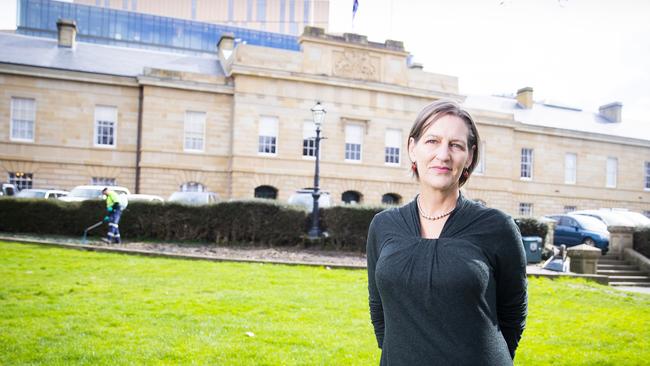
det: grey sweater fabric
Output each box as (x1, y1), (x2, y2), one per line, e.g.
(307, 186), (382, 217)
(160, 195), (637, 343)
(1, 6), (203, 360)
(367, 194), (527, 365)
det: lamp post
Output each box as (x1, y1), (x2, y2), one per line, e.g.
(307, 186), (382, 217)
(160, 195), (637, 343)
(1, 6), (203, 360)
(308, 101), (326, 239)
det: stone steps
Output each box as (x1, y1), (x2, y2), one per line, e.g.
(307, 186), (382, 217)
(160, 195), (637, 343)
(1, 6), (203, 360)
(597, 269), (647, 276)
(594, 254), (650, 288)
(609, 282), (650, 287)
(597, 263), (638, 271)
(607, 275), (650, 283)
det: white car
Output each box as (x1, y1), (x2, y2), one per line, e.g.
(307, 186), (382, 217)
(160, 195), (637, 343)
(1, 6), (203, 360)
(571, 209), (639, 227)
(16, 188), (69, 199)
(288, 189), (332, 211)
(59, 185), (131, 202)
(168, 191), (220, 205)
(125, 193), (165, 203)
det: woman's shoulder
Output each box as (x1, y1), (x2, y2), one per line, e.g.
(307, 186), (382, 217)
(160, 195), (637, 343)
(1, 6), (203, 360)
(463, 198), (517, 230)
(370, 199), (417, 231)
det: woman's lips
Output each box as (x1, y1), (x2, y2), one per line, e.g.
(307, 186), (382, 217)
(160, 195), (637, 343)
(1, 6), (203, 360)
(431, 166), (451, 173)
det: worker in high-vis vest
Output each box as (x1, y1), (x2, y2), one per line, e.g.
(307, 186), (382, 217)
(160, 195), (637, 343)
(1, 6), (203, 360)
(102, 187), (122, 244)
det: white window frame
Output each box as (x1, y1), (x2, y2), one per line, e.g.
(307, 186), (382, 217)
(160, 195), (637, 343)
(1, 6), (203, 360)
(564, 205), (577, 213)
(10, 97), (36, 142)
(564, 153), (577, 184)
(184, 111), (206, 153)
(384, 129), (401, 166)
(93, 105), (117, 148)
(344, 123), (363, 163)
(181, 182), (205, 192)
(302, 120), (317, 160)
(520, 148), (533, 180)
(645, 161), (650, 191)
(606, 157), (617, 188)
(8, 172), (33, 190)
(258, 116), (279, 156)
(518, 202), (533, 217)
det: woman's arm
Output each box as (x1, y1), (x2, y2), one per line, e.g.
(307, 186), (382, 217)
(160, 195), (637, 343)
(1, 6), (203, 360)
(367, 216), (385, 348)
(495, 217), (528, 359)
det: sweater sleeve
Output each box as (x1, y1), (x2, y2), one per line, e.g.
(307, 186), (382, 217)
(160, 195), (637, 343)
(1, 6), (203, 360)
(366, 216), (385, 348)
(495, 216), (528, 360)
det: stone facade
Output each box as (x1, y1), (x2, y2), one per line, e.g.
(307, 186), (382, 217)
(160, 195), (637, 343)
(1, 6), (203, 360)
(1, 27), (649, 217)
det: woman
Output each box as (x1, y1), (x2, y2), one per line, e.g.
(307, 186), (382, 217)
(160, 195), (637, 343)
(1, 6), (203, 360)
(367, 100), (527, 365)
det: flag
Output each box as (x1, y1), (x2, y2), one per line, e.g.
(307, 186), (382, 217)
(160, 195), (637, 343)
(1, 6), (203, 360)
(352, 0), (359, 20)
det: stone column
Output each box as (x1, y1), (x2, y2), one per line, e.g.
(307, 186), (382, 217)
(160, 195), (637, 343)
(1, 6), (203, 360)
(608, 226), (634, 254)
(567, 244), (602, 274)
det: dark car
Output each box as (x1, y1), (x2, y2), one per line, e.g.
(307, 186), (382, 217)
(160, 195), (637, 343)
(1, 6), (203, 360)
(545, 214), (609, 253)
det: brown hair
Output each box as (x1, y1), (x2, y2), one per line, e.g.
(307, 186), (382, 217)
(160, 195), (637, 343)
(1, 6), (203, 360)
(408, 99), (480, 187)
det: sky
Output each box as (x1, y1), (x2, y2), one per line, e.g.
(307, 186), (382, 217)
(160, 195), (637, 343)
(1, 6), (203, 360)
(329, 0), (650, 124)
(0, 0), (648, 124)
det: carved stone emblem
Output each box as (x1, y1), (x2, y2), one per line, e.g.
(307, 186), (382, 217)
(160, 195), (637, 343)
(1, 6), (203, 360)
(333, 50), (380, 81)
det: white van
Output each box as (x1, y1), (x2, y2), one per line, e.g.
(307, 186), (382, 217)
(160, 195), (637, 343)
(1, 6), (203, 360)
(288, 188), (331, 211)
(59, 185), (131, 202)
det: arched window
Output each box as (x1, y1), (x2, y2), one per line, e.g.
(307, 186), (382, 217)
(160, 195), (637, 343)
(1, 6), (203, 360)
(342, 190), (362, 205)
(180, 182), (205, 192)
(382, 193), (402, 205)
(254, 185), (278, 199)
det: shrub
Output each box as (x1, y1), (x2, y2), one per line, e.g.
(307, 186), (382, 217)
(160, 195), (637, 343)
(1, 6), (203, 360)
(514, 217), (548, 244)
(634, 227), (650, 258)
(320, 205), (385, 252)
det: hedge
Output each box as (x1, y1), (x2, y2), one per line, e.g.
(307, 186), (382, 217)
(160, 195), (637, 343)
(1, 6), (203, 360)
(634, 227), (650, 258)
(0, 198), (549, 253)
(0, 198), (306, 247)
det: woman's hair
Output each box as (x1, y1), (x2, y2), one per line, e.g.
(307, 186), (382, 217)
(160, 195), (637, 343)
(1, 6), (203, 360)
(408, 99), (481, 187)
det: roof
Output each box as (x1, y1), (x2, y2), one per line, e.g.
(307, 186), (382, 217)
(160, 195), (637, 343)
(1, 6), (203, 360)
(464, 94), (649, 142)
(0, 32), (224, 78)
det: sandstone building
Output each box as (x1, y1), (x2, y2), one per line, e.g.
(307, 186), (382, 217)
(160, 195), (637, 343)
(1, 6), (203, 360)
(2, 0), (649, 217)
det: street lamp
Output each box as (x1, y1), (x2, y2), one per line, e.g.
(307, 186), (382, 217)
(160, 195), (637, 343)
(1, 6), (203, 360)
(308, 101), (326, 239)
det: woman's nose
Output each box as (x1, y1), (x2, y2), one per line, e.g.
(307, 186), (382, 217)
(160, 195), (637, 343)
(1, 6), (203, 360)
(434, 144), (451, 160)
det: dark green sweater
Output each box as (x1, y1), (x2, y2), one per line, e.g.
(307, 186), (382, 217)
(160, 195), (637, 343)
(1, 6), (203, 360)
(367, 194), (527, 365)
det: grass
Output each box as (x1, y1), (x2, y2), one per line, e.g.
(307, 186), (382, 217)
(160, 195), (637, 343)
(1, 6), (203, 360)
(1, 241), (649, 365)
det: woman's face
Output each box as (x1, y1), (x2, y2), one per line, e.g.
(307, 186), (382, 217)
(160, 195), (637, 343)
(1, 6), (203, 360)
(408, 114), (474, 193)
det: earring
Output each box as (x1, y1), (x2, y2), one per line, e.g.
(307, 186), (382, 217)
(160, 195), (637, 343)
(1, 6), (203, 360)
(463, 169), (469, 178)
(411, 162), (417, 173)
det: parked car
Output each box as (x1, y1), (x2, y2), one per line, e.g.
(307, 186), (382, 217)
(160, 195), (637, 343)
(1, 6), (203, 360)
(125, 193), (164, 203)
(16, 189), (69, 199)
(571, 209), (638, 227)
(1, 182), (17, 197)
(59, 185), (131, 202)
(288, 188), (332, 211)
(168, 191), (219, 205)
(606, 210), (650, 227)
(545, 214), (609, 253)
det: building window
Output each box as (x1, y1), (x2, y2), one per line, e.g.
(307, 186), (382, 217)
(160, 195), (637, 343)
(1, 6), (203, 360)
(94, 105), (117, 147)
(254, 185), (278, 199)
(131, 0), (137, 11)
(645, 161), (650, 190)
(257, 0), (266, 29)
(302, 121), (317, 158)
(474, 141), (485, 174)
(384, 129), (401, 165)
(9, 172), (33, 190)
(184, 111), (206, 152)
(520, 148), (533, 179)
(345, 124), (363, 162)
(247, 0), (253, 21)
(228, 0), (235, 23)
(342, 190), (362, 204)
(258, 116), (278, 155)
(92, 177), (116, 186)
(181, 182), (205, 192)
(289, 0), (297, 34)
(518, 203), (533, 217)
(303, 0), (311, 24)
(382, 193), (401, 205)
(279, 0), (286, 32)
(564, 205), (577, 213)
(122, 0), (128, 10)
(10, 97), (36, 142)
(606, 157), (617, 188)
(565, 153), (577, 184)
(191, 0), (197, 20)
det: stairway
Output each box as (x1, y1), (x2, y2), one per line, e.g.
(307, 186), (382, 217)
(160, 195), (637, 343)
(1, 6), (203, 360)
(597, 253), (650, 287)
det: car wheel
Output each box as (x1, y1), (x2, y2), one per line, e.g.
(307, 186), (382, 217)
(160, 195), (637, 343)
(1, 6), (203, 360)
(583, 237), (595, 246)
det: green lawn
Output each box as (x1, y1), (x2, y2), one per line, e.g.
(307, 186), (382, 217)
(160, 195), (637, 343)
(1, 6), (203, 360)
(1, 241), (649, 365)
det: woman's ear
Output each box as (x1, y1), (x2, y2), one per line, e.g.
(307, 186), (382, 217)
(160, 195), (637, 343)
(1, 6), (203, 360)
(408, 137), (417, 163)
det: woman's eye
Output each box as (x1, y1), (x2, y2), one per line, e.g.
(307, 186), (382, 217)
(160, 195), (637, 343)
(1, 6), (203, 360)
(426, 139), (438, 144)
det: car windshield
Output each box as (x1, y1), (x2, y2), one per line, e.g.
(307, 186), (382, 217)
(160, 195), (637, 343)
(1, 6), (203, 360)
(17, 190), (46, 198)
(169, 192), (207, 204)
(573, 215), (608, 232)
(69, 188), (103, 198)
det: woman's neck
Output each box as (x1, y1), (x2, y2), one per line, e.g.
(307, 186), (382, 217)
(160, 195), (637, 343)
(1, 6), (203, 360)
(418, 185), (459, 216)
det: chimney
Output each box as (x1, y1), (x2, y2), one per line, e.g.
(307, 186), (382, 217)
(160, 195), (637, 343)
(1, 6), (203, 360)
(516, 87), (534, 109)
(599, 102), (622, 123)
(217, 33), (235, 61)
(56, 19), (77, 49)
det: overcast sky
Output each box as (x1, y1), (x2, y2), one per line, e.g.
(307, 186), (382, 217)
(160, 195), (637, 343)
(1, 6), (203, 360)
(329, 0), (650, 124)
(1, 0), (648, 124)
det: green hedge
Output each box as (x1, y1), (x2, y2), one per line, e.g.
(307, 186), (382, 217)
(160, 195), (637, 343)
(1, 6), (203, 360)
(0, 198), (549, 252)
(0, 198), (305, 247)
(634, 227), (650, 258)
